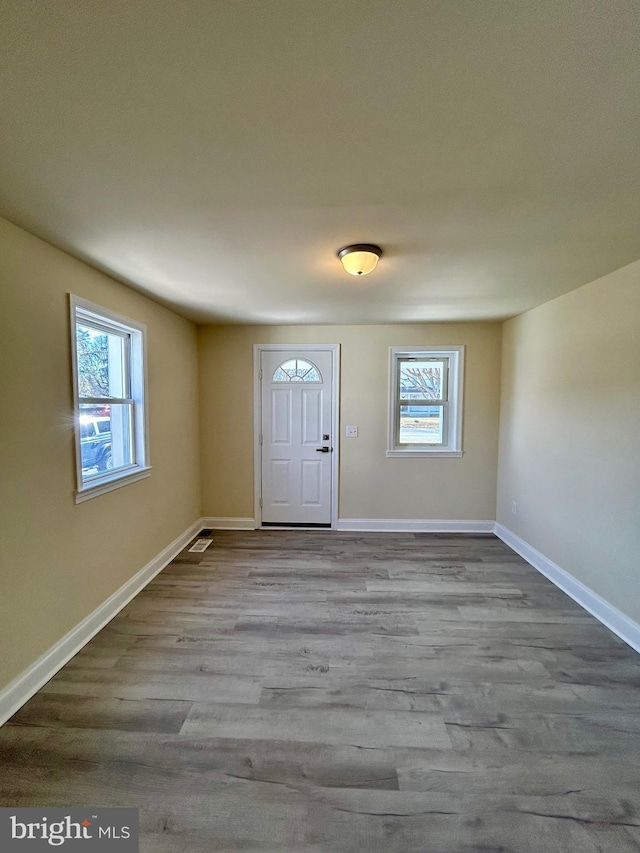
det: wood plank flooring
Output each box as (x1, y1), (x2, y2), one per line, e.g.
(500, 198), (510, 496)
(1, 530), (639, 852)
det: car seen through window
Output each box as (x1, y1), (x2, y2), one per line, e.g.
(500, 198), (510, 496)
(79, 415), (113, 474)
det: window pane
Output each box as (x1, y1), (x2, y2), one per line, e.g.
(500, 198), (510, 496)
(399, 360), (445, 400)
(399, 405), (444, 444)
(76, 323), (128, 398)
(273, 358), (321, 382)
(79, 403), (134, 482)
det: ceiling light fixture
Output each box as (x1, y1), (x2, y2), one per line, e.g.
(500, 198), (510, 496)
(337, 244), (382, 276)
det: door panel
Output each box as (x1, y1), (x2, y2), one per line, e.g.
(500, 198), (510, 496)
(301, 389), (322, 444)
(301, 459), (322, 506)
(271, 389), (292, 444)
(261, 349), (333, 525)
(270, 459), (291, 505)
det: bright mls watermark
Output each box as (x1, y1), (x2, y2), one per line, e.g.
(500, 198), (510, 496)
(0, 809), (138, 850)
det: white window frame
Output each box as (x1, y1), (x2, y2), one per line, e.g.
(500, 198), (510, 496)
(387, 345), (464, 458)
(70, 295), (150, 502)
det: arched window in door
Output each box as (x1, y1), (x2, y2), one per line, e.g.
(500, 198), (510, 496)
(272, 358), (321, 382)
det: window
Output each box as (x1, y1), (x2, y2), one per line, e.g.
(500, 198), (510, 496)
(387, 346), (464, 457)
(272, 359), (321, 382)
(70, 296), (149, 502)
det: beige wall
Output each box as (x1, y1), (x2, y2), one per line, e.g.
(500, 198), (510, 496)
(198, 323), (502, 521)
(1, 210), (637, 695)
(497, 260), (640, 624)
(0, 218), (201, 687)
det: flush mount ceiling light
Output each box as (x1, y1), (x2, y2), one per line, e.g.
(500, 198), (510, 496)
(337, 244), (382, 276)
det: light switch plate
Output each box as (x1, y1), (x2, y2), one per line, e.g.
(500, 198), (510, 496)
(346, 425), (358, 438)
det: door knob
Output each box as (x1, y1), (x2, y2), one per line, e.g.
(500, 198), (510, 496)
(315, 446), (331, 453)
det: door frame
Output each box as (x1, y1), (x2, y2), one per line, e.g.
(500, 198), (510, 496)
(253, 343), (340, 529)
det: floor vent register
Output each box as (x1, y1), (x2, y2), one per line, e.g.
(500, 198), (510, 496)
(188, 538), (213, 553)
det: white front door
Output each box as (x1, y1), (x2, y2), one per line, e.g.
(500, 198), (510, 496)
(260, 349), (334, 525)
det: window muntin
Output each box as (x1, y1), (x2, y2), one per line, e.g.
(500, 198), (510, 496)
(388, 347), (464, 457)
(273, 358), (321, 382)
(71, 297), (149, 500)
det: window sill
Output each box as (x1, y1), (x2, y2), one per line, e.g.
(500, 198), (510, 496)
(75, 466), (152, 503)
(386, 450), (464, 458)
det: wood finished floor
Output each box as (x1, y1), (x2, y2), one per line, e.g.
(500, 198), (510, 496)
(1, 530), (640, 852)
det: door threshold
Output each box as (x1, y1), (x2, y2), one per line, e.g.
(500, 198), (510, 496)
(261, 522), (332, 530)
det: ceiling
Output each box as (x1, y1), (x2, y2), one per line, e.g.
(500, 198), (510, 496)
(1, 0), (639, 325)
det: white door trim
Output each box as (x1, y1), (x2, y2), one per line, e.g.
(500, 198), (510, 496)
(254, 344), (340, 529)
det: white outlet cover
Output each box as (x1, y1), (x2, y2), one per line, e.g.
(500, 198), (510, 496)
(346, 425), (358, 437)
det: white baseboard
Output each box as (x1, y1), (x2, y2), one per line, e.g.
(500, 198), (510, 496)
(201, 517), (257, 530)
(0, 519), (202, 727)
(337, 518), (495, 533)
(494, 523), (640, 654)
